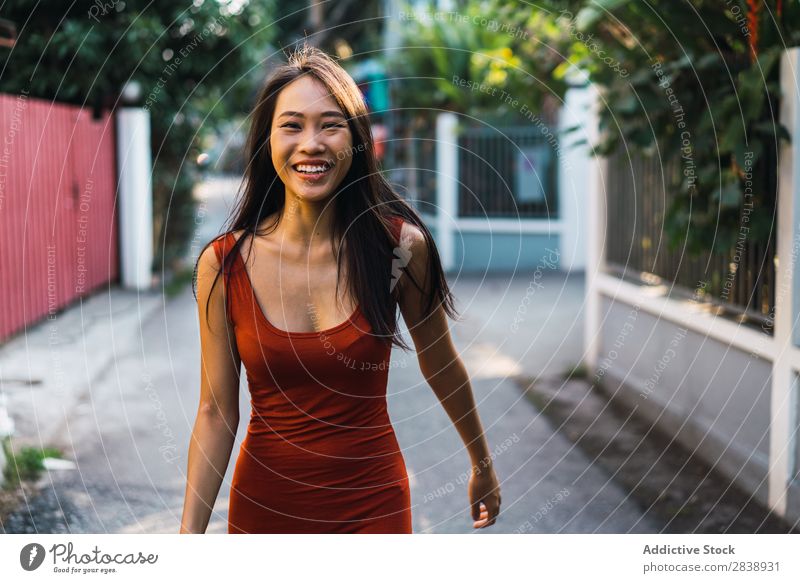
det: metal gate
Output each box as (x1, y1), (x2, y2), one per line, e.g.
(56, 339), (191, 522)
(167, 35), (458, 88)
(0, 93), (119, 342)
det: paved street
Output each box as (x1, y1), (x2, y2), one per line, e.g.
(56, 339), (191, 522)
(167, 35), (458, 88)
(0, 176), (658, 533)
(392, 270), (657, 533)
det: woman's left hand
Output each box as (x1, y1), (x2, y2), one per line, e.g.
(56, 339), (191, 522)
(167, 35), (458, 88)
(468, 463), (501, 528)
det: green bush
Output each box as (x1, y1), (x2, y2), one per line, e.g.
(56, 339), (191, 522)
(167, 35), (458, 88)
(2, 439), (62, 490)
(563, 362), (589, 381)
(558, 0), (800, 255)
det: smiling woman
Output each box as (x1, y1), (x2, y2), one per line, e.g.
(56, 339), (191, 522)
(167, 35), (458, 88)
(270, 80), (354, 198)
(180, 43), (501, 534)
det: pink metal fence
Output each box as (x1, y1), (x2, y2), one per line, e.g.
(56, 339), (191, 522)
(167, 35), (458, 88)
(0, 93), (119, 342)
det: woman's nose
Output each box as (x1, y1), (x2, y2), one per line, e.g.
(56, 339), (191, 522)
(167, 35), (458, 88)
(299, 128), (325, 152)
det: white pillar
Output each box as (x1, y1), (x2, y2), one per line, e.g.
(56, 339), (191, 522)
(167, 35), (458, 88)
(769, 47), (800, 516)
(558, 84), (594, 272)
(583, 84), (607, 371)
(436, 112), (458, 272)
(116, 108), (154, 290)
(0, 394), (14, 488)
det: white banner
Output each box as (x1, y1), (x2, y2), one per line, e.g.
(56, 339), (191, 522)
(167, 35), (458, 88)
(1, 534), (797, 582)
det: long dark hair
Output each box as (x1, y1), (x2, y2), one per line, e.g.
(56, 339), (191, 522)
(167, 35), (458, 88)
(193, 43), (458, 350)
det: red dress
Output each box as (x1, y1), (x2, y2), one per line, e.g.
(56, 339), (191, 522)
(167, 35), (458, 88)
(211, 215), (412, 533)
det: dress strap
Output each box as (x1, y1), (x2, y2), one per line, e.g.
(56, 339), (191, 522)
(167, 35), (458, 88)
(388, 214), (404, 245)
(211, 232), (234, 266)
(209, 232), (243, 324)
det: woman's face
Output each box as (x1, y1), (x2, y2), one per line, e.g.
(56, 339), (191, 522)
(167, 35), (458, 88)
(270, 75), (354, 203)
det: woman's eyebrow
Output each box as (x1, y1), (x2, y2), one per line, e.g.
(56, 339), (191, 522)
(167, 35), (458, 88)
(278, 110), (345, 119)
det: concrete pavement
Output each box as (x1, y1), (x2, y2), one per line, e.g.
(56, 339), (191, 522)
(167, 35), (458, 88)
(389, 269), (658, 533)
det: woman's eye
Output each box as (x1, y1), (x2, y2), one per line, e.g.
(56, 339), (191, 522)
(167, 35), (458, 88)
(280, 122), (343, 130)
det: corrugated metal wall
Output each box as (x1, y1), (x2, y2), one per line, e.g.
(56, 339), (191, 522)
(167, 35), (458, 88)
(0, 93), (118, 342)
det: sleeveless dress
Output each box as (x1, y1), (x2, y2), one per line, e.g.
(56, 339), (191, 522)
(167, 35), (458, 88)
(211, 215), (412, 533)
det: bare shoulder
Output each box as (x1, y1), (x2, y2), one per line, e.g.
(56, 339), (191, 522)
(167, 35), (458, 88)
(196, 235), (235, 330)
(398, 220), (426, 251)
(395, 220), (431, 298)
(398, 220), (429, 274)
(395, 219), (452, 359)
(197, 238), (221, 273)
(197, 230), (245, 278)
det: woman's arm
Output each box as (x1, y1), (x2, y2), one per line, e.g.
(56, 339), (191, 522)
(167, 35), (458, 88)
(395, 223), (501, 528)
(180, 243), (242, 533)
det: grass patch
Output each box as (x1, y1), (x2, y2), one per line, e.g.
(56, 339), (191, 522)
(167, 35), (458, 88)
(2, 438), (63, 490)
(562, 361), (589, 381)
(164, 266), (195, 298)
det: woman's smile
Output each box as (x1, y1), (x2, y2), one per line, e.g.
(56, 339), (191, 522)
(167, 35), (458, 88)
(291, 159), (336, 181)
(270, 75), (353, 198)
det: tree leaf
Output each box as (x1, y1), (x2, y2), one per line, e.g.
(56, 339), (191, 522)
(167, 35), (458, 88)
(714, 180), (742, 209)
(575, 0), (629, 31)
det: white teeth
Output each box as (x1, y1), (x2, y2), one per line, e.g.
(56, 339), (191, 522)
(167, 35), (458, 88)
(295, 164), (330, 173)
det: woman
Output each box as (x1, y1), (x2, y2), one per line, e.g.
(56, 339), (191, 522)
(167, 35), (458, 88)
(180, 44), (501, 534)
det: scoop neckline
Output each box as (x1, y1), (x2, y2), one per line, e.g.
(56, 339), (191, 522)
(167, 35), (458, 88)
(230, 234), (361, 338)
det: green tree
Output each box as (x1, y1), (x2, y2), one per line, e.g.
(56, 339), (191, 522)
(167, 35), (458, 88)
(0, 0), (277, 270)
(557, 0), (799, 255)
(271, 0), (385, 58)
(388, 0), (572, 121)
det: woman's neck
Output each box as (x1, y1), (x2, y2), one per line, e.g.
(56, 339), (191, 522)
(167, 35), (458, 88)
(256, 201), (338, 260)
